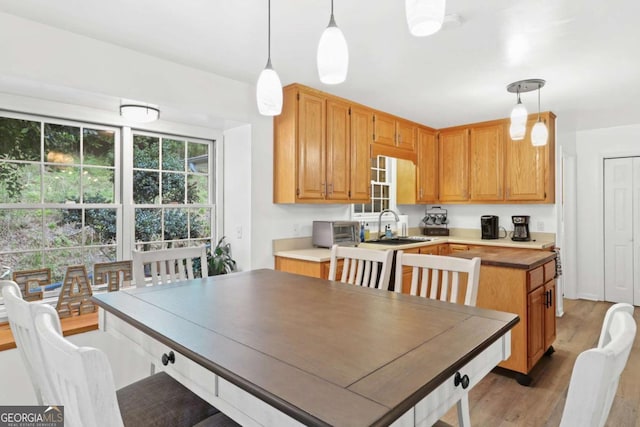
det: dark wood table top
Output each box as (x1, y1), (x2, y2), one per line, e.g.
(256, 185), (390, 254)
(93, 269), (518, 427)
(449, 246), (557, 270)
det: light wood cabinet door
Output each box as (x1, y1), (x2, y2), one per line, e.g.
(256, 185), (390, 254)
(396, 119), (416, 152)
(449, 244), (470, 253)
(326, 99), (350, 201)
(439, 128), (469, 202)
(350, 106), (373, 202)
(470, 123), (504, 201)
(527, 285), (546, 369)
(505, 113), (555, 202)
(419, 245), (440, 255)
(373, 112), (396, 146)
(417, 127), (438, 202)
(544, 280), (556, 349)
(296, 91), (326, 200)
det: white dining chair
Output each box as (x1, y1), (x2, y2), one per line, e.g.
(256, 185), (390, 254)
(394, 252), (481, 306)
(328, 244), (393, 290)
(132, 245), (208, 287)
(560, 303), (636, 427)
(32, 303), (237, 427)
(0, 280), (58, 405)
(393, 252), (481, 427)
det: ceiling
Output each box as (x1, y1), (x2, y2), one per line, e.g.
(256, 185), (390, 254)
(1, 0), (639, 132)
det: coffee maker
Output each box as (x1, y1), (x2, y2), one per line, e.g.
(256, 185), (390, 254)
(481, 215), (499, 239)
(511, 215), (531, 241)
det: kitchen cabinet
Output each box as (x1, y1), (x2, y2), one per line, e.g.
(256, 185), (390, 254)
(505, 112), (556, 203)
(273, 84), (370, 203)
(274, 256), (343, 280)
(371, 112), (418, 162)
(470, 122), (505, 201)
(438, 127), (469, 202)
(395, 126), (438, 205)
(417, 127), (439, 202)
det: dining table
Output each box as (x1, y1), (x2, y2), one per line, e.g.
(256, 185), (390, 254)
(92, 268), (518, 427)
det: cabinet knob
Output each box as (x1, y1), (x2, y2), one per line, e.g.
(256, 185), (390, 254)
(161, 351), (175, 366)
(454, 371), (470, 389)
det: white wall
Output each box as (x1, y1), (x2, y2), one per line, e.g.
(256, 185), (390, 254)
(575, 123), (640, 300)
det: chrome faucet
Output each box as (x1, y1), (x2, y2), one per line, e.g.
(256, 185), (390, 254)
(378, 209), (400, 240)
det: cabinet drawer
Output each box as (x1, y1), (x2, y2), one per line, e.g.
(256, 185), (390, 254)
(414, 333), (510, 426)
(543, 260), (556, 282)
(527, 266), (544, 292)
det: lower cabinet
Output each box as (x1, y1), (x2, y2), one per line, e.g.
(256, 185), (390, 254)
(476, 259), (556, 376)
(274, 256), (343, 280)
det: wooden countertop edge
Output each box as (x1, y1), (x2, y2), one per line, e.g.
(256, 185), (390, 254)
(0, 311), (99, 352)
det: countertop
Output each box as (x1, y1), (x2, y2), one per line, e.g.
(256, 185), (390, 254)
(273, 230), (555, 263)
(448, 246), (557, 270)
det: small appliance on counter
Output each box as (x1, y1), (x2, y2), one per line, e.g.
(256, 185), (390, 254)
(312, 221), (360, 248)
(481, 215), (499, 239)
(511, 215), (531, 241)
(419, 206), (450, 236)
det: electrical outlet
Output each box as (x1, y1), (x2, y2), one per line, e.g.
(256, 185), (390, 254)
(537, 221), (544, 231)
(235, 225), (242, 239)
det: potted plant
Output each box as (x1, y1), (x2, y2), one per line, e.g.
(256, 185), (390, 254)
(208, 236), (237, 275)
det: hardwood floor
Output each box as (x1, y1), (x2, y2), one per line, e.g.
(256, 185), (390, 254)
(440, 298), (640, 426)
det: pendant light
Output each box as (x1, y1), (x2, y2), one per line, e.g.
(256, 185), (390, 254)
(509, 87), (527, 141)
(256, 0), (283, 116)
(531, 83), (548, 147)
(317, 0), (349, 85)
(405, 0), (446, 37)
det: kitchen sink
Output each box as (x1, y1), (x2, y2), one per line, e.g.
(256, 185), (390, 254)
(364, 237), (433, 245)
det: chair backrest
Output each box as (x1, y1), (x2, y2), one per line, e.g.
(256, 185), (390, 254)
(560, 307), (636, 427)
(33, 304), (124, 427)
(328, 245), (393, 290)
(394, 252), (481, 306)
(132, 246), (208, 287)
(597, 302), (634, 348)
(0, 280), (60, 405)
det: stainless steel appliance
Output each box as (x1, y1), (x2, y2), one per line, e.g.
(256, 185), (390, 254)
(511, 215), (531, 241)
(312, 221), (360, 248)
(481, 215), (499, 239)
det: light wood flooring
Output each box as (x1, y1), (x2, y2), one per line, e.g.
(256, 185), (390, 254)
(440, 298), (640, 427)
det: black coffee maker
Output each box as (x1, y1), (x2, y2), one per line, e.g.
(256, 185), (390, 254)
(481, 215), (499, 239)
(511, 215), (531, 241)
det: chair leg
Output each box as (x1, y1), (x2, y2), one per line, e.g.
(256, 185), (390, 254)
(456, 394), (471, 427)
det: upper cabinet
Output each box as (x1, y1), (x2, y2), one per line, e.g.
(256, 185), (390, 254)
(438, 127), (469, 202)
(372, 112), (417, 162)
(505, 112), (556, 203)
(469, 122), (505, 201)
(274, 83), (556, 205)
(273, 84), (370, 204)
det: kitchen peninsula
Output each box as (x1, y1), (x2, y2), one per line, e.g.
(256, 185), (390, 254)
(273, 230), (556, 384)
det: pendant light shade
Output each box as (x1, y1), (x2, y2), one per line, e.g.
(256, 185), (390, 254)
(256, 0), (282, 116)
(509, 96), (527, 141)
(405, 0), (446, 37)
(531, 84), (548, 146)
(317, 1), (349, 85)
(531, 121), (548, 147)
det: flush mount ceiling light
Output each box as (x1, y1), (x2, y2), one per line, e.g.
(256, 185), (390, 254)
(405, 0), (446, 37)
(317, 0), (349, 84)
(507, 79), (544, 141)
(256, 0), (283, 116)
(119, 104), (160, 123)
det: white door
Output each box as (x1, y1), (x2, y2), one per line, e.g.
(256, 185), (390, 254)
(633, 158), (640, 304)
(604, 158), (634, 304)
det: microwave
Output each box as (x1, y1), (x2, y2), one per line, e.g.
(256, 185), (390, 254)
(312, 221), (360, 248)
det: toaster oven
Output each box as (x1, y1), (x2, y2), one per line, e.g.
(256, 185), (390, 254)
(312, 221), (360, 248)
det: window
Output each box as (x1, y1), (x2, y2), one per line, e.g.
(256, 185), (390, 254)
(0, 113), (119, 282)
(131, 132), (213, 250)
(0, 112), (215, 291)
(353, 156), (395, 216)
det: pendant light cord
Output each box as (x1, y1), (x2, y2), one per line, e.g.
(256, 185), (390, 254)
(331, 0), (334, 16)
(537, 84), (541, 122)
(268, 0), (271, 60)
